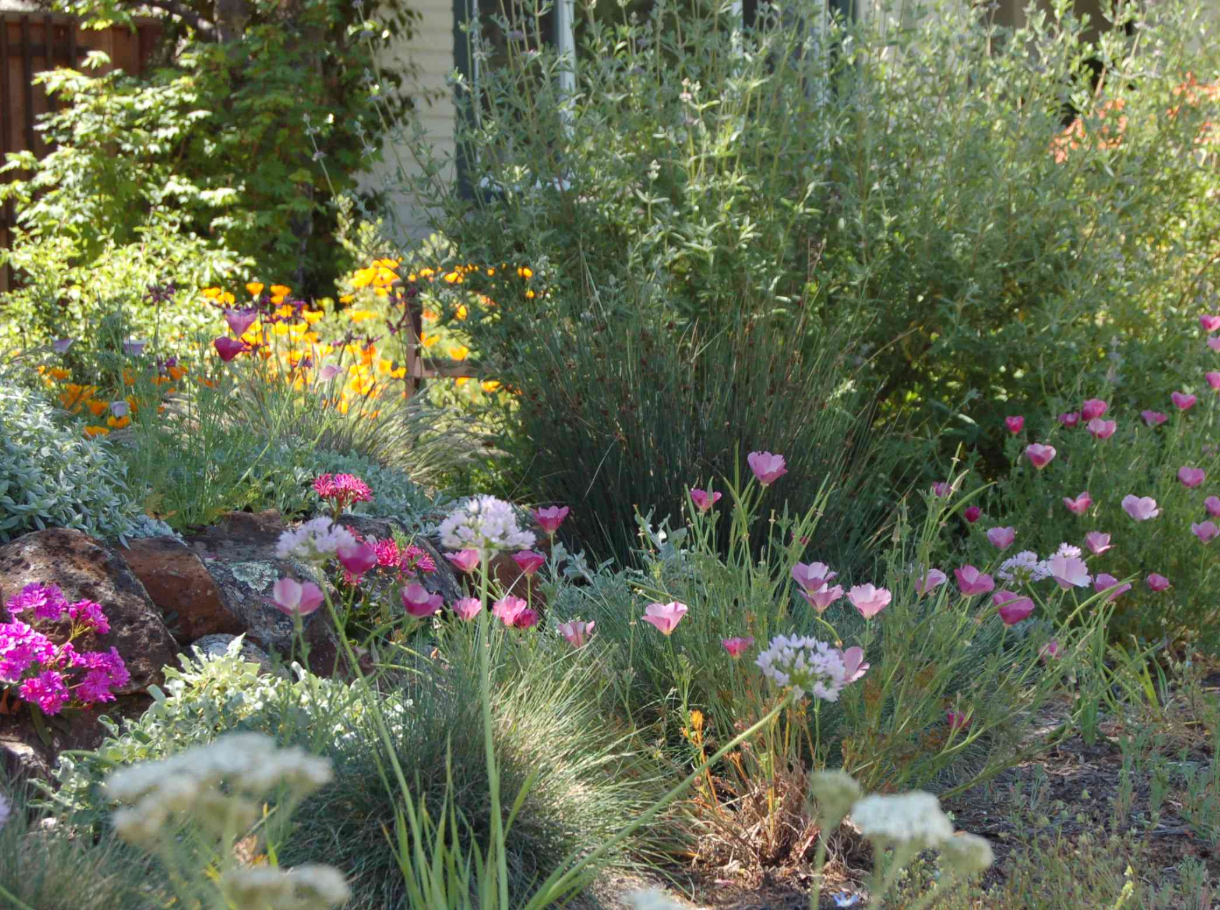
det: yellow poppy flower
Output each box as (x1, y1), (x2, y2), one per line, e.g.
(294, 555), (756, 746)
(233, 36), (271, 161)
(443, 271), (462, 284)
(517, 266), (533, 279)
(481, 380), (501, 393)
(418, 267), (435, 279)
(168, 365), (186, 380)
(525, 290), (536, 299)
(246, 282), (265, 297)
(201, 287), (222, 299)
(302, 308), (324, 324)
(270, 285), (290, 297)
(455, 304), (468, 321)
(455, 376), (470, 386)
(87, 400), (109, 417)
(106, 415), (131, 429)
(48, 366), (70, 380)
(449, 345), (469, 361)
(421, 333), (439, 348)
(486, 267), (496, 276)
(218, 291), (236, 306)
(422, 309), (438, 322)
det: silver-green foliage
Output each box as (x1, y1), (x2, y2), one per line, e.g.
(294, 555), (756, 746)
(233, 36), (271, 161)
(0, 384), (141, 542)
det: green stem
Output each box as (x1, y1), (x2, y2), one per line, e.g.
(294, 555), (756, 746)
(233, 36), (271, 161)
(479, 551), (510, 909)
(0, 882), (36, 910)
(904, 870), (966, 910)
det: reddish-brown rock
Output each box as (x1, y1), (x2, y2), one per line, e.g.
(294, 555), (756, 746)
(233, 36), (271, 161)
(122, 536), (243, 644)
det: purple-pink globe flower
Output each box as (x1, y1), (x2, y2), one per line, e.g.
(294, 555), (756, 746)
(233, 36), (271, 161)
(1146, 573), (1171, 592)
(213, 336), (248, 362)
(533, 506), (570, 535)
(452, 597), (482, 621)
(402, 584), (444, 618)
(747, 451), (787, 486)
(1141, 410), (1168, 427)
(955, 565), (995, 597)
(1081, 399), (1108, 421)
(1178, 466), (1206, 488)
(445, 549), (480, 574)
(1025, 444), (1056, 470)
(994, 590), (1036, 626)
(1063, 492), (1092, 515)
(1206, 496), (1220, 518)
(931, 481), (951, 498)
(1057, 411), (1081, 428)
(512, 608), (540, 629)
(512, 550), (546, 577)
(847, 584), (891, 619)
(1084, 531), (1112, 555)
(224, 308), (259, 338)
(642, 601), (688, 635)
(1005, 416), (1025, 434)
(1093, 574), (1132, 601)
(1207, 372), (1220, 391)
(271, 578), (325, 616)
(1086, 419), (1116, 440)
(1192, 521), (1219, 544)
(1122, 495), (1160, 521)
(560, 620), (595, 648)
(986, 527), (1016, 550)
(689, 488), (722, 512)
(721, 636), (754, 658)
(1172, 391), (1198, 411)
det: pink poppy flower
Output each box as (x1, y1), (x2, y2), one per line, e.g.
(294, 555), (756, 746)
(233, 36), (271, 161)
(1209, 336), (1220, 353)
(1141, 410), (1168, 427)
(1063, 492), (1092, 515)
(799, 584), (844, 614)
(914, 568), (947, 596)
(224, 308), (258, 337)
(847, 584), (891, 619)
(492, 595), (529, 626)
(1047, 554), (1091, 590)
(533, 506), (570, 535)
(1192, 521), (1218, 544)
(512, 608), (540, 629)
(318, 364), (343, 382)
(1040, 639), (1061, 661)
(955, 565), (995, 597)
(1205, 495), (1220, 518)
(1093, 573), (1131, 601)
(1081, 399), (1108, 421)
(1122, 495), (1160, 521)
(721, 636), (754, 658)
(642, 601), (688, 635)
(402, 584), (444, 618)
(986, 527), (1016, 550)
(946, 709), (971, 731)
(994, 590), (1036, 625)
(337, 541), (378, 577)
(271, 578), (325, 616)
(1146, 573), (1171, 592)
(452, 597), (482, 621)
(838, 646), (869, 683)
(1086, 419), (1116, 440)
(1207, 372), (1220, 391)
(560, 620), (596, 648)
(1005, 416), (1025, 434)
(1172, 391), (1198, 411)
(792, 561), (836, 593)
(445, 549), (480, 574)
(1084, 531), (1112, 555)
(1179, 467), (1206, 488)
(213, 336), (248, 362)
(1200, 314), (1220, 332)
(1025, 444), (1056, 470)
(689, 489), (722, 512)
(931, 481), (951, 498)
(963, 505), (981, 523)
(747, 451), (787, 486)
(1057, 411), (1081, 428)
(512, 550), (546, 576)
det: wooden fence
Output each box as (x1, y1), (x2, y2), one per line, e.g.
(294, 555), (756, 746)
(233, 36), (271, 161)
(0, 11), (160, 291)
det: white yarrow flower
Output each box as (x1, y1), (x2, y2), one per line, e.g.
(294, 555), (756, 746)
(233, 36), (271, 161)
(849, 791), (954, 849)
(941, 832), (995, 876)
(438, 495), (536, 552)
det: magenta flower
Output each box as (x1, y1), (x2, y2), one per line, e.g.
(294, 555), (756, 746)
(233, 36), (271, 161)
(1122, 495), (1160, 521)
(1209, 336), (1220, 353)
(838, 646), (869, 683)
(271, 578), (325, 616)
(798, 584), (844, 614)
(6, 583), (67, 621)
(1057, 411), (1081, 428)
(986, 526), (1016, 550)
(931, 481), (951, 498)
(721, 636), (754, 658)
(77, 648), (129, 704)
(1086, 419), (1116, 440)
(955, 565), (995, 597)
(445, 549), (480, 574)
(1201, 314), (1220, 332)
(1141, 410), (1168, 427)
(641, 601), (688, 635)
(1081, 399), (1108, 421)
(337, 541), (378, 577)
(689, 489), (722, 512)
(1084, 531), (1112, 555)
(1207, 372), (1220, 391)
(1063, 492), (1092, 515)
(402, 584), (444, 618)
(1178, 466), (1206, 488)
(512, 608), (540, 629)
(946, 709), (971, 731)
(1047, 554), (1091, 590)
(747, 451), (787, 486)
(994, 590), (1036, 626)
(512, 550), (546, 577)
(313, 473), (372, 512)
(791, 561), (836, 593)
(1192, 521), (1218, 544)
(963, 505), (981, 523)
(914, 568), (947, 596)
(1024, 444), (1056, 470)
(847, 584), (891, 619)
(1172, 391), (1198, 411)
(1147, 573), (1171, 592)
(1004, 416), (1025, 434)
(67, 600), (109, 635)
(452, 597), (482, 621)
(18, 670), (69, 715)
(1040, 639), (1061, 661)
(559, 620), (596, 648)
(224, 307), (258, 337)
(533, 505), (570, 535)
(1093, 573), (1131, 601)
(1206, 496), (1220, 518)
(213, 336), (248, 362)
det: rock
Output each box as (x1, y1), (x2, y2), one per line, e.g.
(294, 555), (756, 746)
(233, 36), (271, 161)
(0, 528), (178, 694)
(189, 634), (273, 672)
(0, 695), (150, 784)
(121, 537), (243, 644)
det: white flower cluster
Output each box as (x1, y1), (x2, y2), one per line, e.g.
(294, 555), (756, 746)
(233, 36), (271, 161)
(0, 791), (10, 831)
(106, 732), (333, 845)
(850, 791), (954, 849)
(996, 550), (1051, 584)
(221, 864), (351, 910)
(1054, 542), (1082, 559)
(623, 890), (686, 910)
(276, 517), (357, 561)
(755, 635), (848, 702)
(438, 495), (536, 552)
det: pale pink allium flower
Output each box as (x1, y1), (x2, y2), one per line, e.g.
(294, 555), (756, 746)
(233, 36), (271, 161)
(271, 578), (325, 616)
(1178, 467), (1207, 488)
(1200, 314), (1220, 332)
(1122, 495), (1160, 521)
(994, 590), (1036, 626)
(1206, 372), (1220, 391)
(1172, 391), (1198, 411)
(1093, 574), (1131, 601)
(1206, 496), (1220, 518)
(838, 646), (869, 683)
(747, 451), (787, 486)
(914, 568), (947, 596)
(689, 489), (722, 512)
(440, 496), (536, 552)
(445, 549), (480, 574)
(1141, 410), (1168, 427)
(1063, 492), (1093, 515)
(755, 635), (849, 701)
(1040, 639), (1061, 661)
(963, 506), (981, 523)
(955, 565), (995, 597)
(986, 527), (1016, 550)
(337, 541), (378, 577)
(1146, 573), (1171, 592)
(1209, 336), (1220, 353)
(492, 595), (528, 626)
(946, 710), (971, 731)
(1084, 531), (1112, 555)
(799, 584), (844, 614)
(560, 620), (596, 648)
(1192, 521), (1219, 544)
(641, 601), (688, 635)
(1057, 411), (1081, 428)
(1081, 399), (1108, 421)
(1086, 419), (1116, 440)
(1005, 416), (1025, 434)
(847, 584), (891, 619)
(402, 584), (444, 618)
(1024, 444), (1056, 470)
(792, 562), (836, 593)
(1047, 554), (1091, 590)
(452, 597), (482, 621)
(512, 550), (546, 577)
(533, 505), (570, 535)
(721, 636), (754, 658)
